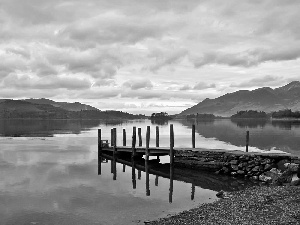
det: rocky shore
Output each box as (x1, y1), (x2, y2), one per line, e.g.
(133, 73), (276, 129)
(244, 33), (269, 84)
(149, 185), (300, 224)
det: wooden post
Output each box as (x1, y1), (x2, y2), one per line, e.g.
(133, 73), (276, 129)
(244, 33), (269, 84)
(138, 128), (142, 147)
(146, 126), (150, 160)
(156, 126), (159, 147)
(123, 129), (126, 146)
(123, 164), (126, 172)
(138, 170), (141, 180)
(170, 124), (174, 165)
(111, 128), (114, 147)
(98, 129), (102, 175)
(192, 124), (195, 148)
(113, 128), (117, 147)
(246, 130), (249, 152)
(132, 127), (136, 157)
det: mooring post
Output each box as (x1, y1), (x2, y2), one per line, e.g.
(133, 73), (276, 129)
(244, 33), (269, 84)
(114, 128), (117, 151)
(113, 153), (117, 180)
(138, 128), (142, 147)
(123, 129), (126, 146)
(123, 164), (126, 172)
(156, 126), (159, 147)
(132, 127), (136, 157)
(146, 126), (150, 160)
(246, 130), (249, 152)
(111, 128), (114, 147)
(192, 124), (195, 148)
(170, 124), (174, 165)
(98, 128), (102, 175)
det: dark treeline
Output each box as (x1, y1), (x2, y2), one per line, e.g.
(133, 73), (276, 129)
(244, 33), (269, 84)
(186, 113), (216, 119)
(231, 110), (268, 119)
(150, 112), (172, 119)
(0, 110), (146, 120)
(272, 109), (300, 119)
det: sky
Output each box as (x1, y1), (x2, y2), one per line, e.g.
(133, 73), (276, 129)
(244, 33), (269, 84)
(0, 0), (300, 115)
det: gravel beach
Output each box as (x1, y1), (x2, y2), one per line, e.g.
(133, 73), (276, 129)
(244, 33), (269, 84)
(149, 186), (300, 225)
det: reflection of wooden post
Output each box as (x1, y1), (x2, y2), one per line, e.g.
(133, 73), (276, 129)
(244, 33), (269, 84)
(146, 126), (150, 160)
(146, 159), (150, 196)
(169, 159), (174, 203)
(123, 164), (126, 172)
(138, 128), (142, 146)
(156, 126), (159, 147)
(191, 183), (195, 200)
(113, 153), (117, 180)
(155, 175), (158, 186)
(132, 127), (136, 157)
(131, 158), (136, 189)
(192, 124), (195, 148)
(246, 131), (249, 152)
(170, 124), (174, 165)
(123, 129), (126, 146)
(138, 170), (141, 180)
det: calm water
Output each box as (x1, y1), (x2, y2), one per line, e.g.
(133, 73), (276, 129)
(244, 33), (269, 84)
(0, 118), (300, 224)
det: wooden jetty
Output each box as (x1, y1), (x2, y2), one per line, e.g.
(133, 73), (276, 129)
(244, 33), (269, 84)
(97, 124), (251, 161)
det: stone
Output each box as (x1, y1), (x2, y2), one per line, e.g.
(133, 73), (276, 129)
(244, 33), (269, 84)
(230, 160), (238, 165)
(259, 174), (272, 183)
(264, 168), (281, 180)
(273, 170), (294, 185)
(231, 165), (239, 171)
(222, 167), (230, 174)
(250, 176), (258, 181)
(291, 179), (300, 186)
(284, 163), (299, 172)
(231, 172), (237, 176)
(252, 166), (260, 172)
(277, 159), (290, 172)
(237, 170), (245, 175)
(264, 164), (273, 171)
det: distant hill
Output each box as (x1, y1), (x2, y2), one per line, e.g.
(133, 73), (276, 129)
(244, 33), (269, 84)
(0, 99), (145, 120)
(24, 98), (98, 111)
(179, 81), (300, 117)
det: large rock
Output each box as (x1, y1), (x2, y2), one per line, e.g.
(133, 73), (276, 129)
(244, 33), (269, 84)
(284, 163), (299, 172)
(259, 174), (272, 183)
(273, 170), (294, 185)
(277, 159), (290, 171)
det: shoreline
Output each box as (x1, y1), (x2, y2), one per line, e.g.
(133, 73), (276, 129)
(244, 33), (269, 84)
(149, 185), (300, 224)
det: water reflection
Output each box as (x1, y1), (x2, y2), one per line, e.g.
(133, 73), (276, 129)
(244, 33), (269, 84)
(231, 119), (267, 128)
(98, 153), (259, 203)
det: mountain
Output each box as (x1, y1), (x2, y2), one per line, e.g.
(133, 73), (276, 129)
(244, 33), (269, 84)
(24, 98), (98, 111)
(0, 99), (146, 120)
(179, 81), (300, 117)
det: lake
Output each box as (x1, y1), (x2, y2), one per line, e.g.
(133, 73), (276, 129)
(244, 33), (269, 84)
(0, 118), (299, 225)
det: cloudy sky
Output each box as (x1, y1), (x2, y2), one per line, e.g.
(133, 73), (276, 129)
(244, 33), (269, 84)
(1, 0), (300, 115)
